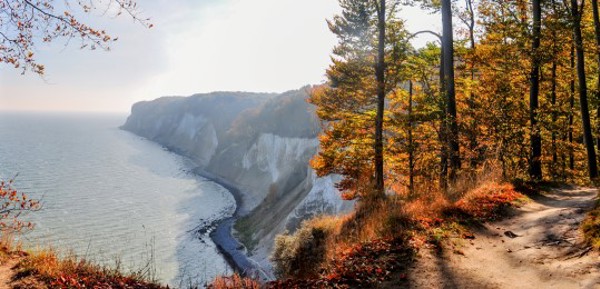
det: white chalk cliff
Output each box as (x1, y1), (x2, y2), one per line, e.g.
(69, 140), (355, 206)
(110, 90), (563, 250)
(121, 88), (353, 270)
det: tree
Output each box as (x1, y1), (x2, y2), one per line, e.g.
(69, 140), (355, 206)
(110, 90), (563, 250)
(374, 0), (386, 195)
(476, 0), (531, 179)
(457, 0), (480, 169)
(310, 0), (378, 199)
(311, 0), (600, 199)
(570, 0), (598, 179)
(310, 0), (410, 199)
(543, 0), (570, 178)
(549, 15), (559, 177)
(388, 43), (446, 193)
(407, 80), (415, 193)
(570, 44), (576, 172)
(529, 0), (543, 180)
(407, 30), (448, 189)
(0, 0), (149, 75)
(441, 0), (461, 180)
(591, 0), (600, 156)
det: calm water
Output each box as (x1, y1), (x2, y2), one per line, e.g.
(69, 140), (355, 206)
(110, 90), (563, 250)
(0, 112), (235, 286)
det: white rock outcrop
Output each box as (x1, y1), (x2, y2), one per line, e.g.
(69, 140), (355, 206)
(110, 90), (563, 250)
(121, 89), (352, 272)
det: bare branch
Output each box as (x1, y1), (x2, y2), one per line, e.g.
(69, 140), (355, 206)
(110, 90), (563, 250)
(409, 30), (443, 41)
(0, 0), (150, 75)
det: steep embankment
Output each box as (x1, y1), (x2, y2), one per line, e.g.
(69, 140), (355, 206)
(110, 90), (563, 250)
(121, 88), (353, 272)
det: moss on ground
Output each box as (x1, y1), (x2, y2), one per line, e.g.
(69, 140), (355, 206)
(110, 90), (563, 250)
(233, 216), (259, 252)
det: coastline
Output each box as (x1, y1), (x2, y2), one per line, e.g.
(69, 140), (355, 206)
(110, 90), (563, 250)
(191, 168), (272, 281)
(118, 129), (271, 281)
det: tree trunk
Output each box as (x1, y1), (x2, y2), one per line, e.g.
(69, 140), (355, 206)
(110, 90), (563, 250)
(529, 0), (543, 181)
(572, 0), (599, 179)
(551, 57), (558, 177)
(551, 0), (559, 177)
(570, 45), (575, 171)
(374, 0), (386, 195)
(440, 50), (448, 192)
(591, 0), (600, 160)
(408, 80), (415, 195)
(466, 0), (478, 169)
(441, 0), (460, 181)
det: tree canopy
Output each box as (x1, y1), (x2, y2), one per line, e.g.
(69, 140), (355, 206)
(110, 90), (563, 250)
(312, 0), (600, 201)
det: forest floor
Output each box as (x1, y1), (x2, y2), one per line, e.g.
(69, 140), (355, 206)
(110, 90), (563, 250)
(394, 186), (600, 289)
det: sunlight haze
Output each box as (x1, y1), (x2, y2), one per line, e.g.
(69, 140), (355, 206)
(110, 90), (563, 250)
(0, 1), (438, 112)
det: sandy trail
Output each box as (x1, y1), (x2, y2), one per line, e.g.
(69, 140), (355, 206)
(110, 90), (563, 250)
(404, 186), (600, 289)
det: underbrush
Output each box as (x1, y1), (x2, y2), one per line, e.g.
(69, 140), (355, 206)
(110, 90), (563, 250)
(208, 273), (261, 289)
(582, 200), (600, 250)
(271, 222), (328, 279)
(268, 237), (412, 289)
(449, 182), (527, 222)
(0, 243), (167, 289)
(260, 181), (526, 288)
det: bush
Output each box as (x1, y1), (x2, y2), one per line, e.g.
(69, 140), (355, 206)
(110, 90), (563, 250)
(271, 222), (328, 279)
(0, 179), (40, 233)
(14, 248), (166, 289)
(209, 273), (260, 289)
(452, 182), (525, 221)
(582, 201), (600, 249)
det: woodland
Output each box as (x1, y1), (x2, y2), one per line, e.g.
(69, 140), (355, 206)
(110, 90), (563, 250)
(311, 0), (600, 196)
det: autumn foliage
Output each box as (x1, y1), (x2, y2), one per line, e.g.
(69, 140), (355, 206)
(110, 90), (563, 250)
(265, 181), (525, 288)
(208, 274), (261, 289)
(0, 180), (40, 233)
(310, 0), (600, 208)
(451, 182), (526, 221)
(582, 201), (600, 249)
(267, 237), (412, 289)
(0, 0), (151, 74)
(7, 248), (167, 289)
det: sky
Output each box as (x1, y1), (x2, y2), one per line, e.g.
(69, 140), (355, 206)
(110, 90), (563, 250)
(0, 0), (440, 113)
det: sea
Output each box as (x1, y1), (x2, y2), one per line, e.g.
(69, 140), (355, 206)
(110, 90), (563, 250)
(0, 112), (235, 287)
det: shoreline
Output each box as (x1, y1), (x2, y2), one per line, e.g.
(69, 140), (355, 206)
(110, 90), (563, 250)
(191, 168), (245, 216)
(118, 129), (270, 280)
(191, 168), (271, 281)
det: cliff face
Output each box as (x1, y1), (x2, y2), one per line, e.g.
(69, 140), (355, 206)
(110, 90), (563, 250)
(121, 88), (352, 269)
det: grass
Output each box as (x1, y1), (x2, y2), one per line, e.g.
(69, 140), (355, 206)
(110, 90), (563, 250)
(0, 239), (168, 289)
(18, 249), (165, 288)
(450, 182), (527, 222)
(256, 180), (527, 289)
(582, 200), (600, 250)
(208, 273), (260, 289)
(233, 216), (259, 252)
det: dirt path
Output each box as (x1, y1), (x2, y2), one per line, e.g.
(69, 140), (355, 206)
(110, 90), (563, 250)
(405, 186), (600, 289)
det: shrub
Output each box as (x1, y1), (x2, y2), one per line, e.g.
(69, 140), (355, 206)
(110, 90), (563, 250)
(452, 182), (525, 221)
(271, 222), (328, 279)
(16, 248), (166, 289)
(582, 201), (600, 250)
(0, 179), (40, 233)
(209, 273), (260, 289)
